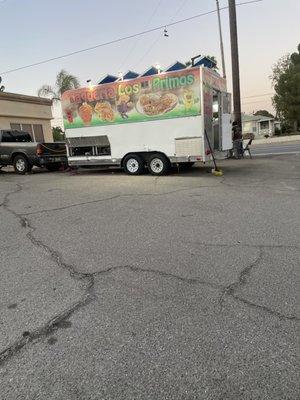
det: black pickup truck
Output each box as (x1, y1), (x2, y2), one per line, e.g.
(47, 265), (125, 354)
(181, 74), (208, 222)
(0, 130), (68, 174)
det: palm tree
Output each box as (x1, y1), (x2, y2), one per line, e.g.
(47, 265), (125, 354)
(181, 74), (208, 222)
(38, 69), (80, 100)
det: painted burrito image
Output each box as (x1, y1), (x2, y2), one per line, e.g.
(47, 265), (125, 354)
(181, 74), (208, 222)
(136, 93), (178, 116)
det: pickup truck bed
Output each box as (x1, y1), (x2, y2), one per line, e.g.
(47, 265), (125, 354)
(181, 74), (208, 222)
(0, 130), (68, 174)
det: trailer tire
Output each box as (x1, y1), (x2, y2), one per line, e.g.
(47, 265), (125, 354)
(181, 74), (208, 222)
(123, 154), (145, 175)
(148, 153), (170, 175)
(13, 155), (31, 175)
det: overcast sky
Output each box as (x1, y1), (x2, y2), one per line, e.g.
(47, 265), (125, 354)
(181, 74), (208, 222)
(0, 0), (299, 122)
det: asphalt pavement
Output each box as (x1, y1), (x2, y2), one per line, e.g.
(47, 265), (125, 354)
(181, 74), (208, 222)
(0, 154), (299, 400)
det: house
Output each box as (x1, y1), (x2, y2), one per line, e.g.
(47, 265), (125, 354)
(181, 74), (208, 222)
(242, 114), (275, 138)
(0, 92), (53, 142)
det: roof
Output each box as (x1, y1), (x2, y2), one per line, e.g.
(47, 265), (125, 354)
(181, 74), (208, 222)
(165, 61), (186, 72)
(242, 114), (274, 122)
(97, 57), (219, 83)
(140, 66), (160, 77)
(123, 70), (139, 80)
(193, 56), (217, 69)
(0, 91), (52, 106)
(98, 74), (118, 84)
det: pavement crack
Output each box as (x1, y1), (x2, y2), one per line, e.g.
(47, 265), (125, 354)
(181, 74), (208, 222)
(230, 294), (299, 321)
(0, 295), (93, 365)
(21, 185), (222, 216)
(0, 184), (96, 365)
(91, 264), (223, 290)
(220, 247), (264, 304)
(1, 183), (298, 366)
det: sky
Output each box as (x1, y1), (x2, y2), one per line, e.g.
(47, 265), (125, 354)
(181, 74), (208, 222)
(0, 0), (299, 124)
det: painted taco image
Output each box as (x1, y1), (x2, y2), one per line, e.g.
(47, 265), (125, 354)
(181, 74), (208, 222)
(94, 101), (115, 122)
(78, 102), (93, 125)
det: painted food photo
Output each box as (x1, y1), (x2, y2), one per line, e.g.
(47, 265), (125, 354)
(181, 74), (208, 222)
(136, 93), (178, 116)
(62, 69), (201, 129)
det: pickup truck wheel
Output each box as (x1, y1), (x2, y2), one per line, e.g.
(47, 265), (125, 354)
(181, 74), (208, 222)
(123, 154), (145, 175)
(13, 155), (30, 175)
(148, 154), (170, 175)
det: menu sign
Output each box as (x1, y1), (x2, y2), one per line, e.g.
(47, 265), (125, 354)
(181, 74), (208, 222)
(62, 68), (201, 129)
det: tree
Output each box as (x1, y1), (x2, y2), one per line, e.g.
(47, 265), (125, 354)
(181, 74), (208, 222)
(254, 110), (274, 118)
(271, 44), (300, 131)
(38, 70), (80, 101)
(52, 126), (65, 142)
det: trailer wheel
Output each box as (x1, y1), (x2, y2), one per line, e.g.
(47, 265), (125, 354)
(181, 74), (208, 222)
(148, 154), (170, 175)
(123, 154), (145, 175)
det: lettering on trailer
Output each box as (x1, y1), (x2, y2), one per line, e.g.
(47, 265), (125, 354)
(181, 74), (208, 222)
(61, 69), (201, 129)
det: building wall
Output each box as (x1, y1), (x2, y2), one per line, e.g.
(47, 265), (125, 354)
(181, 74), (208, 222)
(0, 94), (53, 142)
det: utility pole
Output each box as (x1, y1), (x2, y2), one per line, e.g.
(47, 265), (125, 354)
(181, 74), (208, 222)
(216, 0), (226, 79)
(228, 0), (242, 138)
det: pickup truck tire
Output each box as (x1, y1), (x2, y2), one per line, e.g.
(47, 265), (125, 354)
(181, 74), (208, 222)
(148, 153), (170, 175)
(13, 155), (31, 175)
(123, 154), (145, 175)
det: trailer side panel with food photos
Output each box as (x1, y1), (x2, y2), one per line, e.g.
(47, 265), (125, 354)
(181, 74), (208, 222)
(61, 69), (201, 129)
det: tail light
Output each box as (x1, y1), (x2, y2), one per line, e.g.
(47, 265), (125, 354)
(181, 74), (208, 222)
(205, 149), (211, 155)
(36, 144), (44, 156)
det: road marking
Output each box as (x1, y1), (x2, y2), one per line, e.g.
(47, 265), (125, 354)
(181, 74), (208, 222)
(252, 151), (300, 156)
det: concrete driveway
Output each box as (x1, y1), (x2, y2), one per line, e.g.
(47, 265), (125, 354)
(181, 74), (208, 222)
(0, 155), (299, 400)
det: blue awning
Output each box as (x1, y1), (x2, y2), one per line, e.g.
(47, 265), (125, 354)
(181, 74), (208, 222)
(123, 70), (140, 80)
(98, 74), (118, 84)
(165, 61), (186, 72)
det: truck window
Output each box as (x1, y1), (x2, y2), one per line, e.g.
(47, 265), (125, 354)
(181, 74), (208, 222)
(1, 131), (14, 142)
(1, 131), (32, 142)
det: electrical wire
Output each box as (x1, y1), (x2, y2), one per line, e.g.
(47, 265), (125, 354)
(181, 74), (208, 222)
(242, 93), (273, 99)
(242, 99), (273, 105)
(0, 0), (263, 75)
(136, 0), (193, 69)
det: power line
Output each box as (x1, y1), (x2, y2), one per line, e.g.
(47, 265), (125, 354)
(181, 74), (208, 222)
(136, 0), (190, 69)
(0, 0), (263, 75)
(242, 98), (273, 105)
(242, 92), (273, 99)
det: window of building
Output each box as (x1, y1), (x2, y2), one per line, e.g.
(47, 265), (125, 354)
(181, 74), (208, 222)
(33, 124), (44, 142)
(260, 121), (269, 130)
(10, 123), (21, 131)
(10, 123), (44, 142)
(22, 124), (33, 137)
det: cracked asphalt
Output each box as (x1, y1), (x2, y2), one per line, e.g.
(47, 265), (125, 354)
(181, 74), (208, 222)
(0, 154), (299, 400)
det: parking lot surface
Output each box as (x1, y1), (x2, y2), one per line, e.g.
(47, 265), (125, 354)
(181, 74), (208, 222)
(0, 155), (299, 400)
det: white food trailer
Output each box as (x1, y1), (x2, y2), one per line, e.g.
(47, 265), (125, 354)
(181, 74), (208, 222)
(62, 64), (232, 175)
